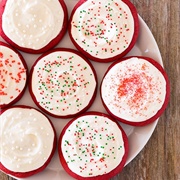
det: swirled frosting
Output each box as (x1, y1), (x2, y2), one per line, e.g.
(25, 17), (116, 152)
(0, 44), (27, 106)
(31, 50), (96, 117)
(61, 114), (125, 177)
(70, 0), (134, 59)
(2, 0), (64, 50)
(0, 107), (55, 172)
(101, 57), (166, 122)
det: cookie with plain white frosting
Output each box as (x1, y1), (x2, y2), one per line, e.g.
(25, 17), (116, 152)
(0, 0), (68, 53)
(0, 106), (56, 178)
(101, 56), (170, 126)
(58, 112), (128, 179)
(0, 41), (27, 109)
(29, 48), (97, 118)
(69, 0), (139, 62)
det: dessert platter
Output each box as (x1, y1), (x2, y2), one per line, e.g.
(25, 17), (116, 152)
(0, 0), (170, 179)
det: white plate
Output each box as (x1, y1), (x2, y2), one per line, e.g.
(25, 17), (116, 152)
(1, 0), (163, 179)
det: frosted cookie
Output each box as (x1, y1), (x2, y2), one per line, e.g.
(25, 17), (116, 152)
(58, 112), (128, 179)
(69, 0), (139, 62)
(29, 48), (97, 118)
(101, 56), (170, 126)
(0, 0), (68, 53)
(0, 106), (56, 178)
(0, 41), (27, 109)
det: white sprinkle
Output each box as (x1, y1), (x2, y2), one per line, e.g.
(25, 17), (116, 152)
(16, 146), (19, 149)
(17, 164), (20, 168)
(34, 24), (37, 28)
(28, 148), (31, 152)
(20, 147), (23, 151)
(32, 143), (35, 147)
(18, 23), (21, 27)
(28, 121), (30, 124)
(14, 156), (17, 160)
(12, 147), (15, 150)
(47, 133), (49, 136)
(40, 127), (44, 130)
(29, 160), (32, 164)
(39, 151), (42, 154)
(12, 140), (15, 144)
(15, 13), (19, 16)
(18, 158), (21, 162)
(33, 118), (37, 121)
(39, 19), (42, 23)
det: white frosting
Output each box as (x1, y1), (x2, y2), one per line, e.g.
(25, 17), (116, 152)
(0, 45), (27, 106)
(0, 107), (55, 172)
(31, 51), (96, 116)
(71, 0), (134, 59)
(101, 57), (166, 122)
(2, 0), (64, 50)
(61, 114), (125, 177)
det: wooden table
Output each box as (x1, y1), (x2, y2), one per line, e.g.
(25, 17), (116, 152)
(1, 0), (179, 180)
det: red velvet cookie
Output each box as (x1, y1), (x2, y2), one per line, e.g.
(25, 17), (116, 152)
(0, 106), (57, 178)
(29, 48), (97, 118)
(0, 41), (27, 109)
(58, 112), (128, 180)
(0, 0), (68, 54)
(101, 56), (170, 126)
(69, 0), (139, 62)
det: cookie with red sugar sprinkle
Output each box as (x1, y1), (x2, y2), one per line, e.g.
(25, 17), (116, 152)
(58, 112), (128, 180)
(29, 48), (97, 118)
(0, 0), (68, 54)
(0, 41), (27, 109)
(101, 56), (170, 126)
(69, 0), (139, 62)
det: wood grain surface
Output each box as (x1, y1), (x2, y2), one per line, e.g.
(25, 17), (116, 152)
(1, 0), (179, 180)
